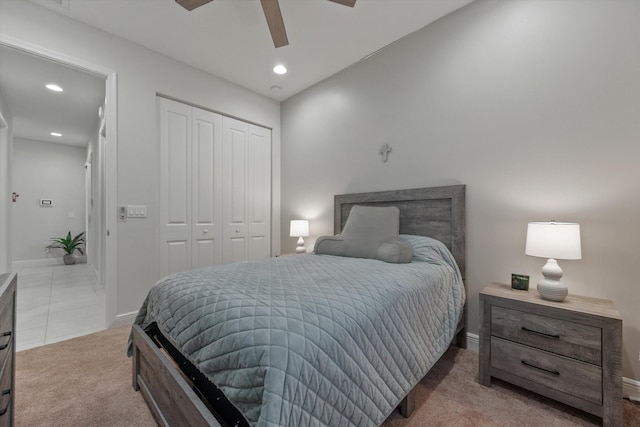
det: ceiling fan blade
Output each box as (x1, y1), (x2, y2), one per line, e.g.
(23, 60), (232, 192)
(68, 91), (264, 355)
(175, 0), (213, 11)
(328, 0), (356, 7)
(260, 0), (289, 48)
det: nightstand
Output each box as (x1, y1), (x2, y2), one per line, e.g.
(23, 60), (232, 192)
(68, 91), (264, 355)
(0, 273), (16, 427)
(479, 283), (622, 426)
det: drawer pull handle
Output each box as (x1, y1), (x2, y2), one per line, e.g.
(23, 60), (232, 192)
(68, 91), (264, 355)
(521, 360), (560, 376)
(521, 327), (560, 339)
(0, 389), (10, 416)
(0, 331), (10, 350)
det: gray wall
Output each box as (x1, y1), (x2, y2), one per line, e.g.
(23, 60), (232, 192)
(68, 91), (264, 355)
(281, 0), (640, 381)
(0, 2), (281, 317)
(12, 138), (86, 261)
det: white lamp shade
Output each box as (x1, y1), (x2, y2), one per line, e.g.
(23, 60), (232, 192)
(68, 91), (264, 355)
(525, 222), (582, 260)
(289, 220), (309, 237)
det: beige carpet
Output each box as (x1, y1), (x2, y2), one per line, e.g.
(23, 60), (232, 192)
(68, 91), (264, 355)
(14, 326), (640, 427)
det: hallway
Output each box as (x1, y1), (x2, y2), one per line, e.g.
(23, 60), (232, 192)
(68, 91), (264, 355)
(13, 263), (105, 351)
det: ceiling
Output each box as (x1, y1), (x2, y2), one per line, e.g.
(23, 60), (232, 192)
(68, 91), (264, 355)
(29, 0), (473, 101)
(0, 44), (105, 147)
(0, 0), (473, 147)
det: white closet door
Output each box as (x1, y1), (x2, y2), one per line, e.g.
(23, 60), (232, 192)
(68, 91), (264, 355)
(191, 108), (223, 268)
(159, 98), (192, 276)
(222, 117), (249, 264)
(222, 118), (272, 263)
(161, 99), (270, 272)
(247, 125), (271, 260)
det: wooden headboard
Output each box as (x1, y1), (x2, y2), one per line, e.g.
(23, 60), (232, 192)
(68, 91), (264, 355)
(334, 185), (466, 279)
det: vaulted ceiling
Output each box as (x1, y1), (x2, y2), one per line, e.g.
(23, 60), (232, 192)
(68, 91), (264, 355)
(29, 0), (473, 101)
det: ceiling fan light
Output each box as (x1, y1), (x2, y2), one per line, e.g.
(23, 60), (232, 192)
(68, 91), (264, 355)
(273, 64), (287, 74)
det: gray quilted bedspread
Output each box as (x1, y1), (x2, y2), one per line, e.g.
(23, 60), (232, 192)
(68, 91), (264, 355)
(130, 235), (464, 427)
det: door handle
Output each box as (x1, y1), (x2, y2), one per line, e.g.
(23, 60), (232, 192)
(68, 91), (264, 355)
(0, 331), (11, 350)
(12, 192), (19, 202)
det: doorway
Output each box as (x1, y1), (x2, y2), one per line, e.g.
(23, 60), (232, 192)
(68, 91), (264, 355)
(0, 39), (118, 348)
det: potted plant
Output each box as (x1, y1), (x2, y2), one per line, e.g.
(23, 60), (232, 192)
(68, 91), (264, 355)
(47, 231), (85, 265)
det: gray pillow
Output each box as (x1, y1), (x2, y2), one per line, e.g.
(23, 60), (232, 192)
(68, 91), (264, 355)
(314, 205), (413, 263)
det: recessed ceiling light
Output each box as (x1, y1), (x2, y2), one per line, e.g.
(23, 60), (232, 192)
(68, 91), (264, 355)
(46, 84), (63, 92)
(50, 132), (62, 137)
(273, 65), (287, 75)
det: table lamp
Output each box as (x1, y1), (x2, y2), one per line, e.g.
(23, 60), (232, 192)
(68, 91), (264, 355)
(290, 220), (309, 254)
(525, 221), (581, 302)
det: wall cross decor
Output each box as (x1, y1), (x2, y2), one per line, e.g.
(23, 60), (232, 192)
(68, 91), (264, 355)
(379, 144), (392, 162)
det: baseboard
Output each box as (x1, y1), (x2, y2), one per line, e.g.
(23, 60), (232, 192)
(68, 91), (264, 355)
(12, 258), (62, 269)
(466, 332), (479, 352)
(109, 311), (137, 328)
(12, 256), (88, 270)
(624, 377), (640, 402)
(465, 332), (640, 400)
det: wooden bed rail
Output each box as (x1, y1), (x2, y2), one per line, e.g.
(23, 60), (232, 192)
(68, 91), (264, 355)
(132, 324), (222, 427)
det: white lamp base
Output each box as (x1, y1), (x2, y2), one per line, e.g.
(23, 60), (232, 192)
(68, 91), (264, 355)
(537, 258), (568, 301)
(295, 236), (306, 254)
(537, 279), (568, 302)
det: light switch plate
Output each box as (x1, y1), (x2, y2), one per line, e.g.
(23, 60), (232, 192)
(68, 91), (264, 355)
(126, 205), (147, 218)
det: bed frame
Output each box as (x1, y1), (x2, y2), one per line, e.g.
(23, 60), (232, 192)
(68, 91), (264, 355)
(132, 184), (466, 427)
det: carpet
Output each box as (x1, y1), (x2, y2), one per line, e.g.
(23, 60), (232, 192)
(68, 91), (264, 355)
(14, 326), (640, 426)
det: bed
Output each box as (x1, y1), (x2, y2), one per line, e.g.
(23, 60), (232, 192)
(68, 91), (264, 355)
(130, 184), (466, 427)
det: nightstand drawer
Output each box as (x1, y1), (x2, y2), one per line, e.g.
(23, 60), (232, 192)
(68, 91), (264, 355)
(0, 354), (12, 427)
(491, 305), (601, 365)
(0, 274), (15, 427)
(491, 337), (602, 404)
(0, 295), (12, 370)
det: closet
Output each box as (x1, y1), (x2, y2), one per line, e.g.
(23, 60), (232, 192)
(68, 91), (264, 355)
(159, 97), (271, 277)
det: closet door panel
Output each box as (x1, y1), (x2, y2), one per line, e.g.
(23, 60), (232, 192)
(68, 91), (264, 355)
(192, 108), (223, 268)
(160, 98), (192, 277)
(228, 126), (247, 225)
(247, 125), (271, 260)
(167, 241), (189, 276)
(228, 237), (247, 264)
(223, 118), (248, 264)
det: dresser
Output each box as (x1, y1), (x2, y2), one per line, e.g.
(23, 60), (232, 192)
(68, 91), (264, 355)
(0, 273), (16, 427)
(479, 283), (622, 426)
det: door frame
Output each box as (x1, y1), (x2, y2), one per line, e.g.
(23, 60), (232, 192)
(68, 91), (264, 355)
(0, 111), (9, 273)
(0, 35), (119, 328)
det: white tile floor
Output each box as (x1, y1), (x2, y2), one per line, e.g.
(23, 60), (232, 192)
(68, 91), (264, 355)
(13, 263), (106, 352)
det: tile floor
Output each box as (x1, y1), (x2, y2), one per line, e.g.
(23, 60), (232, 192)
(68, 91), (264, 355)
(12, 263), (106, 352)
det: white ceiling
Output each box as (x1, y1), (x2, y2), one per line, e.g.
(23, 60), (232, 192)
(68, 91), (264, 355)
(0, 44), (106, 147)
(0, 0), (473, 147)
(29, 0), (473, 101)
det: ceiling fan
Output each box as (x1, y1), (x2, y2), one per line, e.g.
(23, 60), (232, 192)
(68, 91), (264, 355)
(175, 0), (357, 48)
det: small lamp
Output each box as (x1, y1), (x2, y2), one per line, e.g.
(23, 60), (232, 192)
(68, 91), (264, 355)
(525, 221), (582, 302)
(289, 220), (309, 254)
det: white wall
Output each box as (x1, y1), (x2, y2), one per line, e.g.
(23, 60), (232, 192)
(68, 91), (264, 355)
(281, 0), (640, 381)
(12, 138), (86, 261)
(0, 89), (13, 273)
(0, 1), (281, 318)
